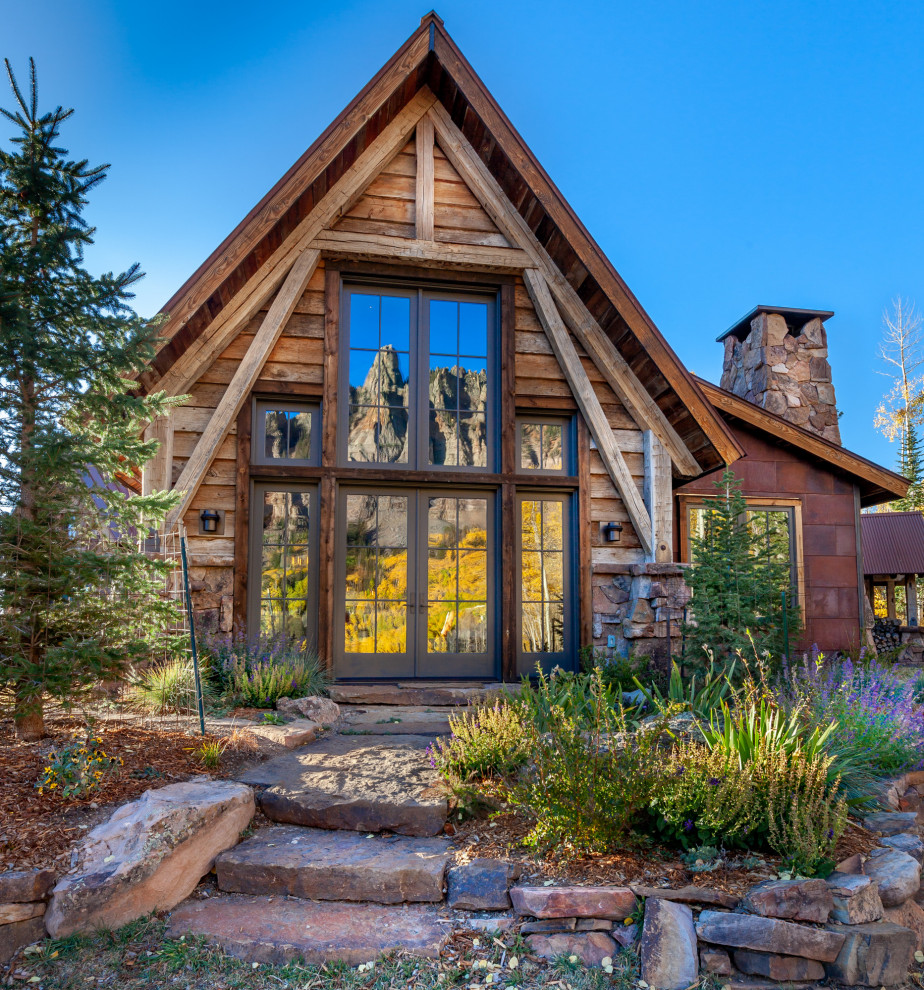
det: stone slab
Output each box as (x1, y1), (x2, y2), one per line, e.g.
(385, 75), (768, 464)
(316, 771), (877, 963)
(882, 832), (924, 864)
(216, 825), (450, 903)
(246, 719), (318, 749)
(338, 705), (453, 736)
(510, 885), (636, 920)
(863, 811), (920, 836)
(447, 858), (511, 911)
(237, 735), (447, 837)
(0, 870), (55, 904)
(0, 902), (44, 925)
(883, 899), (924, 951)
(741, 877), (832, 922)
(700, 947), (733, 975)
(0, 917), (45, 964)
(329, 683), (508, 707)
(863, 846), (921, 907)
(827, 873), (883, 925)
(733, 949), (824, 982)
(825, 921), (916, 986)
(167, 893), (447, 965)
(525, 931), (617, 966)
(520, 917), (577, 934)
(640, 898), (697, 990)
(696, 909), (845, 962)
(629, 884), (738, 908)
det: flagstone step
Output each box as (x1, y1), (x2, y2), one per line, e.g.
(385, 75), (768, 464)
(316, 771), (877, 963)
(236, 734), (448, 836)
(168, 892), (447, 965)
(215, 825), (450, 903)
(329, 682), (511, 707)
(337, 704), (454, 736)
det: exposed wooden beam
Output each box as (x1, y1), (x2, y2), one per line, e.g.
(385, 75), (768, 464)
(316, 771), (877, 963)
(141, 415), (174, 496)
(427, 102), (701, 478)
(151, 88), (439, 398)
(643, 430), (672, 563)
(165, 248), (321, 532)
(311, 230), (530, 270)
(524, 268), (652, 555)
(415, 116), (435, 241)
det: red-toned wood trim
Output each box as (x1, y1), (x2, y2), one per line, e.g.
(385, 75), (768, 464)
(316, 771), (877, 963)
(232, 401), (252, 638)
(577, 413), (593, 649)
(500, 281), (517, 681)
(332, 259), (516, 286)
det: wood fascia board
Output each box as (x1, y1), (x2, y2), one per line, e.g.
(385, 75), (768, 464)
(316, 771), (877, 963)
(524, 267), (653, 555)
(697, 378), (909, 498)
(426, 101), (701, 477)
(430, 24), (741, 466)
(311, 230), (530, 270)
(155, 89), (438, 397)
(151, 22), (433, 356)
(164, 248), (321, 532)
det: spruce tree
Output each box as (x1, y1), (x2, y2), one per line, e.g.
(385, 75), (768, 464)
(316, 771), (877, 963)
(0, 59), (184, 739)
(893, 417), (924, 511)
(684, 470), (799, 666)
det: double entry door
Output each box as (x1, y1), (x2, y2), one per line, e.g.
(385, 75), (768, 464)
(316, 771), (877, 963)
(335, 487), (496, 679)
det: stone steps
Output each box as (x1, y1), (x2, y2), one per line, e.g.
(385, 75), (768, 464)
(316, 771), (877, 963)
(329, 682), (511, 707)
(168, 892), (447, 965)
(215, 825), (450, 904)
(337, 704), (454, 736)
(236, 734), (448, 837)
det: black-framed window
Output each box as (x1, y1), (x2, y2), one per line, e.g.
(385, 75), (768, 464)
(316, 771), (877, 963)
(516, 416), (573, 474)
(340, 284), (497, 471)
(252, 399), (320, 466)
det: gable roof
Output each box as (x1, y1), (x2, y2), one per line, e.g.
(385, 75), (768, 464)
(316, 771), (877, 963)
(861, 511), (924, 576)
(696, 377), (908, 507)
(140, 11), (742, 475)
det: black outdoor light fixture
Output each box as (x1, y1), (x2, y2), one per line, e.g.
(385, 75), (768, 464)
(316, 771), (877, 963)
(602, 521), (623, 543)
(200, 508), (221, 534)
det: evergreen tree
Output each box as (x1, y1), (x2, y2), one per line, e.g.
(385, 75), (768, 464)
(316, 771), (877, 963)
(684, 470), (799, 666)
(0, 59), (184, 740)
(892, 417), (924, 511)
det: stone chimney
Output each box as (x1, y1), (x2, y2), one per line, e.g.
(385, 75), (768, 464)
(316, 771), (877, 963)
(719, 306), (840, 444)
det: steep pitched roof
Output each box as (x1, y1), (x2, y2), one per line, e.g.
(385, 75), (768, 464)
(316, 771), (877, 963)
(696, 377), (908, 507)
(140, 12), (742, 474)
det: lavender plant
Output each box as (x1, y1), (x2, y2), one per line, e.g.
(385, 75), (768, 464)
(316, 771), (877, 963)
(205, 634), (327, 708)
(780, 647), (924, 783)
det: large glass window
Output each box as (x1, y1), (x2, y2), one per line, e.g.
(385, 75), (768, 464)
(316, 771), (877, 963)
(342, 285), (495, 471)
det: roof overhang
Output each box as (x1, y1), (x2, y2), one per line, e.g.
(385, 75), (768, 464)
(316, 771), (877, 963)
(140, 12), (743, 475)
(696, 377), (908, 507)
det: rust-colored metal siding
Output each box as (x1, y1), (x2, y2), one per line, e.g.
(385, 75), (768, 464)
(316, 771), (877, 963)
(674, 421), (862, 652)
(860, 511), (924, 576)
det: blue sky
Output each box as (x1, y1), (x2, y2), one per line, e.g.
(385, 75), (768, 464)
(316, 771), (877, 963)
(4, 0), (923, 466)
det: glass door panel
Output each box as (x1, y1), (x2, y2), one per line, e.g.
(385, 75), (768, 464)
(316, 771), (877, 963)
(516, 493), (572, 675)
(248, 484), (318, 652)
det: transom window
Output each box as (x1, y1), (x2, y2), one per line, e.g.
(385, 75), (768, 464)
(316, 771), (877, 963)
(341, 284), (496, 471)
(252, 399), (320, 466)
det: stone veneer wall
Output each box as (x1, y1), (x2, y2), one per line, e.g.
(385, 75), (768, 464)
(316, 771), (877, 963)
(720, 312), (841, 444)
(592, 563), (692, 667)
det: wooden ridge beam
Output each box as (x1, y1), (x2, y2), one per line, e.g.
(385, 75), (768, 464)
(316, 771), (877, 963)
(427, 102), (700, 478)
(152, 88), (439, 398)
(524, 268), (652, 555)
(165, 248), (321, 532)
(311, 229), (530, 270)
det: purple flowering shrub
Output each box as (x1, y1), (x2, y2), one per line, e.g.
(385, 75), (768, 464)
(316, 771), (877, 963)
(203, 634), (327, 708)
(779, 646), (924, 781)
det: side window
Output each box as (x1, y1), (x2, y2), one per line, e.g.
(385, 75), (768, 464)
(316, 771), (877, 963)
(252, 400), (320, 466)
(516, 416), (572, 474)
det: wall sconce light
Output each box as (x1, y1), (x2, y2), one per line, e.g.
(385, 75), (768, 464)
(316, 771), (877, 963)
(200, 508), (221, 534)
(602, 521), (623, 543)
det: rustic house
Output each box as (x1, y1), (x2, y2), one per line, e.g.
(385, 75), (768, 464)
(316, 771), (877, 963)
(136, 13), (906, 678)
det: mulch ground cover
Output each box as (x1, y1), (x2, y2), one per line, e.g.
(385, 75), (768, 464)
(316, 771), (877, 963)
(0, 715), (264, 875)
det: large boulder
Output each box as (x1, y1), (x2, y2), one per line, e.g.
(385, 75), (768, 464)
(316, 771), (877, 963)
(741, 877), (832, 922)
(695, 909), (845, 962)
(46, 780), (254, 937)
(510, 885), (636, 920)
(276, 696), (340, 725)
(863, 846), (921, 907)
(826, 874), (883, 925)
(639, 898), (697, 990)
(825, 921), (916, 986)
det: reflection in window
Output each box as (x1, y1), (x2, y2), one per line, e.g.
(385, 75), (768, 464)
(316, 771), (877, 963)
(347, 293), (411, 464)
(519, 422), (563, 471)
(264, 409), (312, 460)
(427, 496), (488, 654)
(428, 300), (488, 467)
(520, 499), (565, 653)
(343, 494), (408, 653)
(260, 491), (312, 644)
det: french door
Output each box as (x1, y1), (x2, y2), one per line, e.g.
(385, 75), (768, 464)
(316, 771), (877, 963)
(334, 487), (497, 679)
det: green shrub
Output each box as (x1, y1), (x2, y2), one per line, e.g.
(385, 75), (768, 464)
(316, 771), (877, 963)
(429, 701), (530, 783)
(512, 664), (624, 731)
(633, 659), (734, 720)
(226, 650), (327, 708)
(133, 659), (215, 715)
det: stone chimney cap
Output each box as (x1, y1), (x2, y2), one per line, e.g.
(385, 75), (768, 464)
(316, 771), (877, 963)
(717, 305), (835, 344)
